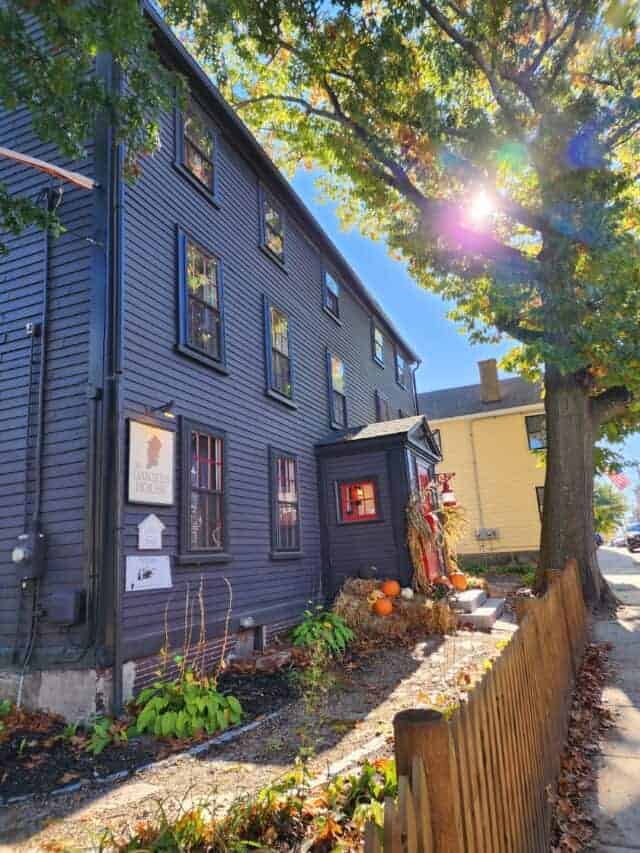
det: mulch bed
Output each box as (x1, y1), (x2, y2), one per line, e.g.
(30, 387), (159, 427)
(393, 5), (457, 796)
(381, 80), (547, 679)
(0, 667), (295, 801)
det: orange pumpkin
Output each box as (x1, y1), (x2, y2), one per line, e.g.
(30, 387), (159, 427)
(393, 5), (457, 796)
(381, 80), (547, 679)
(380, 579), (401, 598)
(450, 572), (468, 592)
(373, 596), (393, 617)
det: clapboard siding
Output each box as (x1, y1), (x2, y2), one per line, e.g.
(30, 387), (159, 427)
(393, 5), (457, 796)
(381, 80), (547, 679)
(0, 95), (95, 661)
(119, 80), (416, 658)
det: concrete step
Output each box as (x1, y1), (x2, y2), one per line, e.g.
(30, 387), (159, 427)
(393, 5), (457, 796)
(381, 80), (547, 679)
(451, 589), (487, 613)
(457, 597), (506, 630)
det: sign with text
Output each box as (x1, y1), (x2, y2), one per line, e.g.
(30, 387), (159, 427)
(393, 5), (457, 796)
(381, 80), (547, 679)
(128, 420), (175, 506)
(137, 513), (166, 550)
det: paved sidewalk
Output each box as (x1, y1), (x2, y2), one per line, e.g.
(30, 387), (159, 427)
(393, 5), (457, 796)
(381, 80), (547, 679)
(593, 547), (640, 852)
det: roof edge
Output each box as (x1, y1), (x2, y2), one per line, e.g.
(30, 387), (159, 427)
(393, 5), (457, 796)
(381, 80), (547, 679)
(142, 1), (419, 363)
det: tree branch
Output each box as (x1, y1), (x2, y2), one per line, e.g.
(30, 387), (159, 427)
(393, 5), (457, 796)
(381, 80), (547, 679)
(591, 386), (633, 426)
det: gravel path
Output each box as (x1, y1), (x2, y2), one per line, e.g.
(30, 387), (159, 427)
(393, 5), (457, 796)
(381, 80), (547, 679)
(1, 628), (512, 852)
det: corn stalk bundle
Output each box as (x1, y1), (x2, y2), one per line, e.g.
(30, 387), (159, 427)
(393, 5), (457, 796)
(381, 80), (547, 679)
(406, 491), (437, 594)
(440, 504), (469, 573)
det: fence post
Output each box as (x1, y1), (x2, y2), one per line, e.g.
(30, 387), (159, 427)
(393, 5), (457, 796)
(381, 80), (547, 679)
(394, 709), (464, 853)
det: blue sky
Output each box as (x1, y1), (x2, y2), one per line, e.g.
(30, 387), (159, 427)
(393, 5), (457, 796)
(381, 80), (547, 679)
(291, 169), (640, 513)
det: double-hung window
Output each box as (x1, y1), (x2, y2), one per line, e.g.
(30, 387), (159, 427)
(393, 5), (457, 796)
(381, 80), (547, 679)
(181, 103), (217, 195)
(375, 390), (392, 422)
(395, 350), (410, 389)
(270, 450), (301, 553)
(525, 414), (547, 450)
(183, 421), (225, 554)
(327, 352), (347, 428)
(261, 190), (285, 262)
(178, 230), (225, 368)
(264, 297), (294, 402)
(323, 271), (340, 319)
(372, 324), (384, 365)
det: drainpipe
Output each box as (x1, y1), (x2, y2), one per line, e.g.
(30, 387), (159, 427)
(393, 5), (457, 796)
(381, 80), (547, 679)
(109, 67), (126, 716)
(468, 418), (485, 541)
(411, 359), (422, 415)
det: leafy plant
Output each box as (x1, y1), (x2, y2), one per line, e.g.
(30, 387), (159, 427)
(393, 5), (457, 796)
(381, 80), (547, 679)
(86, 717), (129, 756)
(0, 699), (12, 734)
(132, 665), (242, 740)
(291, 606), (354, 658)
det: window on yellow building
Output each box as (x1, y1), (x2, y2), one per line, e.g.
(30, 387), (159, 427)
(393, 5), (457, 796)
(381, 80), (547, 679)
(525, 414), (547, 451)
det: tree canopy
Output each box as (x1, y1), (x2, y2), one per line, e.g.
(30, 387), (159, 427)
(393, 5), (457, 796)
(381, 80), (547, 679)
(594, 479), (628, 539)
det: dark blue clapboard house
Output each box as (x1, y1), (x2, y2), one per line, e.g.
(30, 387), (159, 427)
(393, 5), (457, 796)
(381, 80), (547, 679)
(0, 4), (441, 717)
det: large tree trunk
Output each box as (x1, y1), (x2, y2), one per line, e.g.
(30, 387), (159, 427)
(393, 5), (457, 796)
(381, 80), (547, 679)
(538, 364), (605, 604)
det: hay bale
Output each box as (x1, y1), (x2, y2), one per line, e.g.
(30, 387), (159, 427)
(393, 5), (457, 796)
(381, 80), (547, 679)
(341, 578), (379, 597)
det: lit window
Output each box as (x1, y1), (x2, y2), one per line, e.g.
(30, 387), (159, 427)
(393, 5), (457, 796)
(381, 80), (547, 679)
(182, 103), (215, 192)
(536, 486), (544, 519)
(179, 231), (225, 365)
(395, 350), (410, 388)
(324, 272), (340, 318)
(271, 451), (301, 551)
(328, 352), (347, 428)
(375, 390), (392, 422)
(187, 426), (224, 551)
(338, 479), (380, 523)
(526, 415), (547, 450)
(265, 299), (293, 399)
(372, 325), (384, 364)
(262, 192), (285, 261)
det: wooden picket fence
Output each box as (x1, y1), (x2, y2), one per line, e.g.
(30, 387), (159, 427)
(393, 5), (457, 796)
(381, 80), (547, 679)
(364, 559), (588, 853)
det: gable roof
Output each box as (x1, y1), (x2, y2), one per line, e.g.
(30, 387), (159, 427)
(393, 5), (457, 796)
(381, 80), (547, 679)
(419, 377), (542, 420)
(316, 415), (441, 459)
(143, 2), (419, 364)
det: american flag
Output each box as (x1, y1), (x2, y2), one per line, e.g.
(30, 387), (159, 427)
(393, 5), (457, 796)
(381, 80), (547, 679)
(608, 471), (631, 491)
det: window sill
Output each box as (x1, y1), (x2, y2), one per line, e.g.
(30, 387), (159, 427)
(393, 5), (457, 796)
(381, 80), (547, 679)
(373, 357), (385, 370)
(175, 552), (233, 566)
(330, 420), (348, 431)
(259, 243), (287, 271)
(269, 550), (304, 561)
(323, 305), (342, 325)
(337, 517), (385, 526)
(265, 388), (298, 410)
(173, 162), (221, 208)
(176, 343), (229, 374)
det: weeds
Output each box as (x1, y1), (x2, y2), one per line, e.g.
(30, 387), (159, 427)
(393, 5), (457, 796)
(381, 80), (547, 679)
(291, 606), (354, 657)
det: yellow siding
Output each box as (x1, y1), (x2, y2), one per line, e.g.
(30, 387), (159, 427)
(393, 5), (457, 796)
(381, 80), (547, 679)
(433, 408), (546, 555)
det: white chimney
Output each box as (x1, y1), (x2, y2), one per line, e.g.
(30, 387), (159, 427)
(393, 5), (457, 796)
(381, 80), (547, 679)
(478, 359), (501, 403)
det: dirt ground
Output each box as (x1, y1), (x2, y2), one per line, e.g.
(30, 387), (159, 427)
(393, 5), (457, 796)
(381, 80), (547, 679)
(0, 626), (513, 852)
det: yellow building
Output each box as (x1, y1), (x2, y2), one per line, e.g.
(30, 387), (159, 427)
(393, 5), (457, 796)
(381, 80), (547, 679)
(419, 360), (545, 562)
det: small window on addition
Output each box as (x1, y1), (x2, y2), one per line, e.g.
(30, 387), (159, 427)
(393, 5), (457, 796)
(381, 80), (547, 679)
(261, 192), (285, 262)
(526, 414), (547, 450)
(338, 479), (380, 523)
(324, 271), (340, 319)
(271, 450), (301, 552)
(182, 103), (216, 193)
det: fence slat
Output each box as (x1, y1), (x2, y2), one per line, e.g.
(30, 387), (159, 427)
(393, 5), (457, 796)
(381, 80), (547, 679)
(399, 774), (418, 853)
(411, 754), (433, 853)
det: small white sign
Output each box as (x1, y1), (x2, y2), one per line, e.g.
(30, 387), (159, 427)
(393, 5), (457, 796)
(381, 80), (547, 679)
(125, 555), (172, 592)
(137, 513), (166, 550)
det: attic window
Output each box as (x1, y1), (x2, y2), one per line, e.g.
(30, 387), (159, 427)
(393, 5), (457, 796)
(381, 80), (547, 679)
(182, 103), (216, 193)
(337, 479), (380, 523)
(261, 190), (285, 262)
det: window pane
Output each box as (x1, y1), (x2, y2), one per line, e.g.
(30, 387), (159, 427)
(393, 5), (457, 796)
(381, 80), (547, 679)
(185, 139), (214, 188)
(188, 300), (220, 358)
(273, 454), (299, 551)
(264, 199), (284, 258)
(270, 307), (289, 355)
(340, 480), (378, 522)
(326, 273), (339, 296)
(333, 391), (346, 427)
(187, 243), (219, 308)
(374, 327), (384, 361)
(184, 108), (214, 159)
(526, 415), (547, 449)
(272, 349), (292, 397)
(331, 356), (345, 393)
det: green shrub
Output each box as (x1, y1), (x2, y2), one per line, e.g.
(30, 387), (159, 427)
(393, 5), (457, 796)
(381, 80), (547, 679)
(132, 667), (242, 739)
(86, 717), (129, 755)
(291, 606), (354, 657)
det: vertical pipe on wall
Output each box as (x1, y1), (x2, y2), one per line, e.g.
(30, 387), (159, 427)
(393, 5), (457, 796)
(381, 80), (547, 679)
(410, 359), (421, 415)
